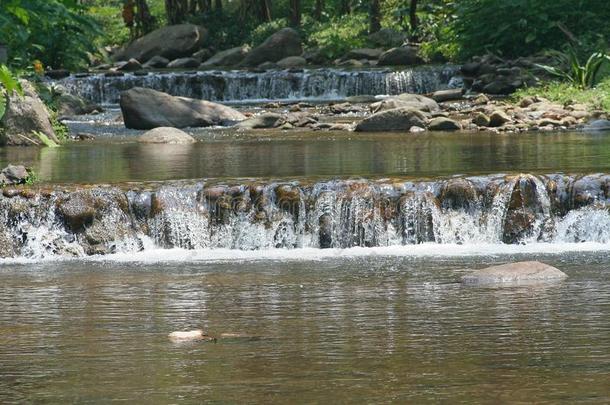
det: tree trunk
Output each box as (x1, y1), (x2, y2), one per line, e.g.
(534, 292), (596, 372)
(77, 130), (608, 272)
(215, 0), (222, 13)
(339, 0), (350, 14)
(313, 0), (324, 20)
(289, 0), (301, 27)
(261, 0), (272, 22)
(409, 0), (418, 40)
(369, 0), (381, 34)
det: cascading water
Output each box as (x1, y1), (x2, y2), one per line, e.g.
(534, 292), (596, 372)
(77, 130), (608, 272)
(2, 173), (610, 260)
(54, 67), (460, 105)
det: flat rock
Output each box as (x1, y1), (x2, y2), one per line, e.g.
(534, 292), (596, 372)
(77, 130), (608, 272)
(431, 89), (464, 102)
(354, 108), (427, 132)
(277, 56), (306, 68)
(138, 127), (196, 144)
(234, 113), (283, 129)
(461, 261), (567, 285)
(167, 57), (200, 69)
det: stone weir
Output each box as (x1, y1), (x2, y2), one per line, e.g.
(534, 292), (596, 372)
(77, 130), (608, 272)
(55, 66), (460, 105)
(1, 173), (610, 259)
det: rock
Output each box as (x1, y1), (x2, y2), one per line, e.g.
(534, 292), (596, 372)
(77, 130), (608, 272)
(583, 119), (610, 131)
(120, 87), (245, 130)
(472, 112), (491, 127)
(257, 61), (279, 70)
(167, 57), (200, 69)
(354, 108), (427, 132)
(202, 45), (250, 67)
(302, 48), (325, 65)
(168, 329), (215, 342)
(138, 127), (196, 144)
(277, 56), (306, 68)
(192, 48), (213, 63)
(234, 113), (284, 129)
(461, 261), (567, 285)
(45, 69), (70, 80)
(410, 126), (425, 133)
(56, 94), (101, 117)
(116, 58), (142, 71)
(489, 110), (511, 127)
(345, 95), (378, 103)
(0, 165), (29, 185)
(440, 178), (478, 210)
(372, 93), (439, 113)
(336, 59), (364, 68)
(428, 117), (461, 131)
(368, 28), (407, 48)
(461, 62), (481, 76)
(431, 89), (464, 102)
(142, 55), (170, 69)
(483, 79), (516, 95)
(0, 81), (59, 146)
(240, 28), (302, 67)
(472, 94), (490, 105)
(113, 24), (207, 63)
(378, 46), (423, 66)
(345, 48), (383, 60)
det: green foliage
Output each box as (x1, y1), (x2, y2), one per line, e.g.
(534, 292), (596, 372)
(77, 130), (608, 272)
(451, 0), (610, 60)
(536, 49), (610, 89)
(32, 131), (60, 148)
(308, 13), (369, 60)
(514, 78), (610, 112)
(0, 0), (101, 70)
(25, 169), (39, 185)
(0, 65), (23, 120)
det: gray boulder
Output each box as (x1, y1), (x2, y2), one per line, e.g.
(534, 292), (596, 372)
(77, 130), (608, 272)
(431, 89), (464, 102)
(368, 28), (407, 48)
(583, 119), (610, 131)
(378, 46), (423, 66)
(234, 113), (284, 129)
(462, 261), (567, 285)
(116, 58), (142, 71)
(354, 108), (427, 132)
(192, 48), (213, 63)
(120, 87), (246, 130)
(428, 117), (461, 131)
(277, 56), (307, 68)
(241, 28), (302, 67)
(345, 48), (383, 60)
(142, 55), (170, 69)
(56, 94), (101, 117)
(372, 94), (440, 113)
(202, 45), (250, 67)
(0, 165), (29, 185)
(113, 24), (207, 63)
(489, 110), (511, 127)
(138, 127), (196, 144)
(167, 57), (200, 69)
(1, 81), (59, 146)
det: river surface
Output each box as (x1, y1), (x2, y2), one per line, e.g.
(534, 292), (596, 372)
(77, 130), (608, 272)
(2, 129), (610, 183)
(1, 252), (609, 403)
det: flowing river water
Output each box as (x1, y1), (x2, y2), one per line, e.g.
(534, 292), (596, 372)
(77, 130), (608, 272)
(1, 70), (610, 403)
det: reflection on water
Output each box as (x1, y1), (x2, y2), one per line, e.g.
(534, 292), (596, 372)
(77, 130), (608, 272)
(0, 253), (609, 403)
(2, 131), (610, 183)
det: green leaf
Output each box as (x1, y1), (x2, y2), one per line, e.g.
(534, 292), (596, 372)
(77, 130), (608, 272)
(0, 92), (6, 121)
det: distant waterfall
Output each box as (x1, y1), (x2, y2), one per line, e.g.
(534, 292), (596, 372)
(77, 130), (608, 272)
(55, 67), (461, 105)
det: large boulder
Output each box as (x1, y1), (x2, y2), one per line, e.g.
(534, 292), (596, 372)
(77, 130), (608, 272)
(120, 87), (246, 130)
(378, 46), (423, 66)
(371, 94), (440, 113)
(277, 56), (307, 68)
(354, 108), (427, 132)
(56, 93), (101, 117)
(202, 45), (250, 67)
(138, 127), (196, 144)
(345, 48), (383, 60)
(113, 24), (207, 63)
(0, 81), (59, 146)
(240, 28), (302, 67)
(461, 261), (567, 285)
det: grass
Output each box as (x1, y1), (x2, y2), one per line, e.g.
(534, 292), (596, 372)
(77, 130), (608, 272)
(513, 77), (610, 112)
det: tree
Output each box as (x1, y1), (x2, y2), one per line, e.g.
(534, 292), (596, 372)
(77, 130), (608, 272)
(369, 0), (381, 34)
(409, 0), (418, 40)
(290, 0), (301, 27)
(313, 0), (324, 20)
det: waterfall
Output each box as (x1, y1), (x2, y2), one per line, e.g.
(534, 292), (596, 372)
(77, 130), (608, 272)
(2, 173), (610, 259)
(54, 67), (460, 105)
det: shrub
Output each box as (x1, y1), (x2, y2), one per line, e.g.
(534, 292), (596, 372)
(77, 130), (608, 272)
(308, 13), (369, 60)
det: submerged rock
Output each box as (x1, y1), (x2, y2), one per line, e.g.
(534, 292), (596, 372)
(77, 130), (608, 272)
(120, 87), (245, 129)
(240, 28), (302, 67)
(354, 108), (427, 132)
(138, 127), (196, 144)
(168, 329), (215, 342)
(461, 261), (567, 285)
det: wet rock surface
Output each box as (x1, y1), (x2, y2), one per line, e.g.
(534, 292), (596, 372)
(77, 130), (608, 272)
(138, 127), (197, 144)
(461, 261), (568, 285)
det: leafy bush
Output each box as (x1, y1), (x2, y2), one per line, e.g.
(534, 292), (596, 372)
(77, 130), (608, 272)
(0, 0), (101, 70)
(536, 49), (610, 89)
(0, 65), (22, 120)
(452, 0), (610, 59)
(308, 13), (369, 60)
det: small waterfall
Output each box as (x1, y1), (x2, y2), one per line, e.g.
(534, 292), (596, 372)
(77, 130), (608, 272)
(54, 67), (460, 105)
(2, 173), (610, 259)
